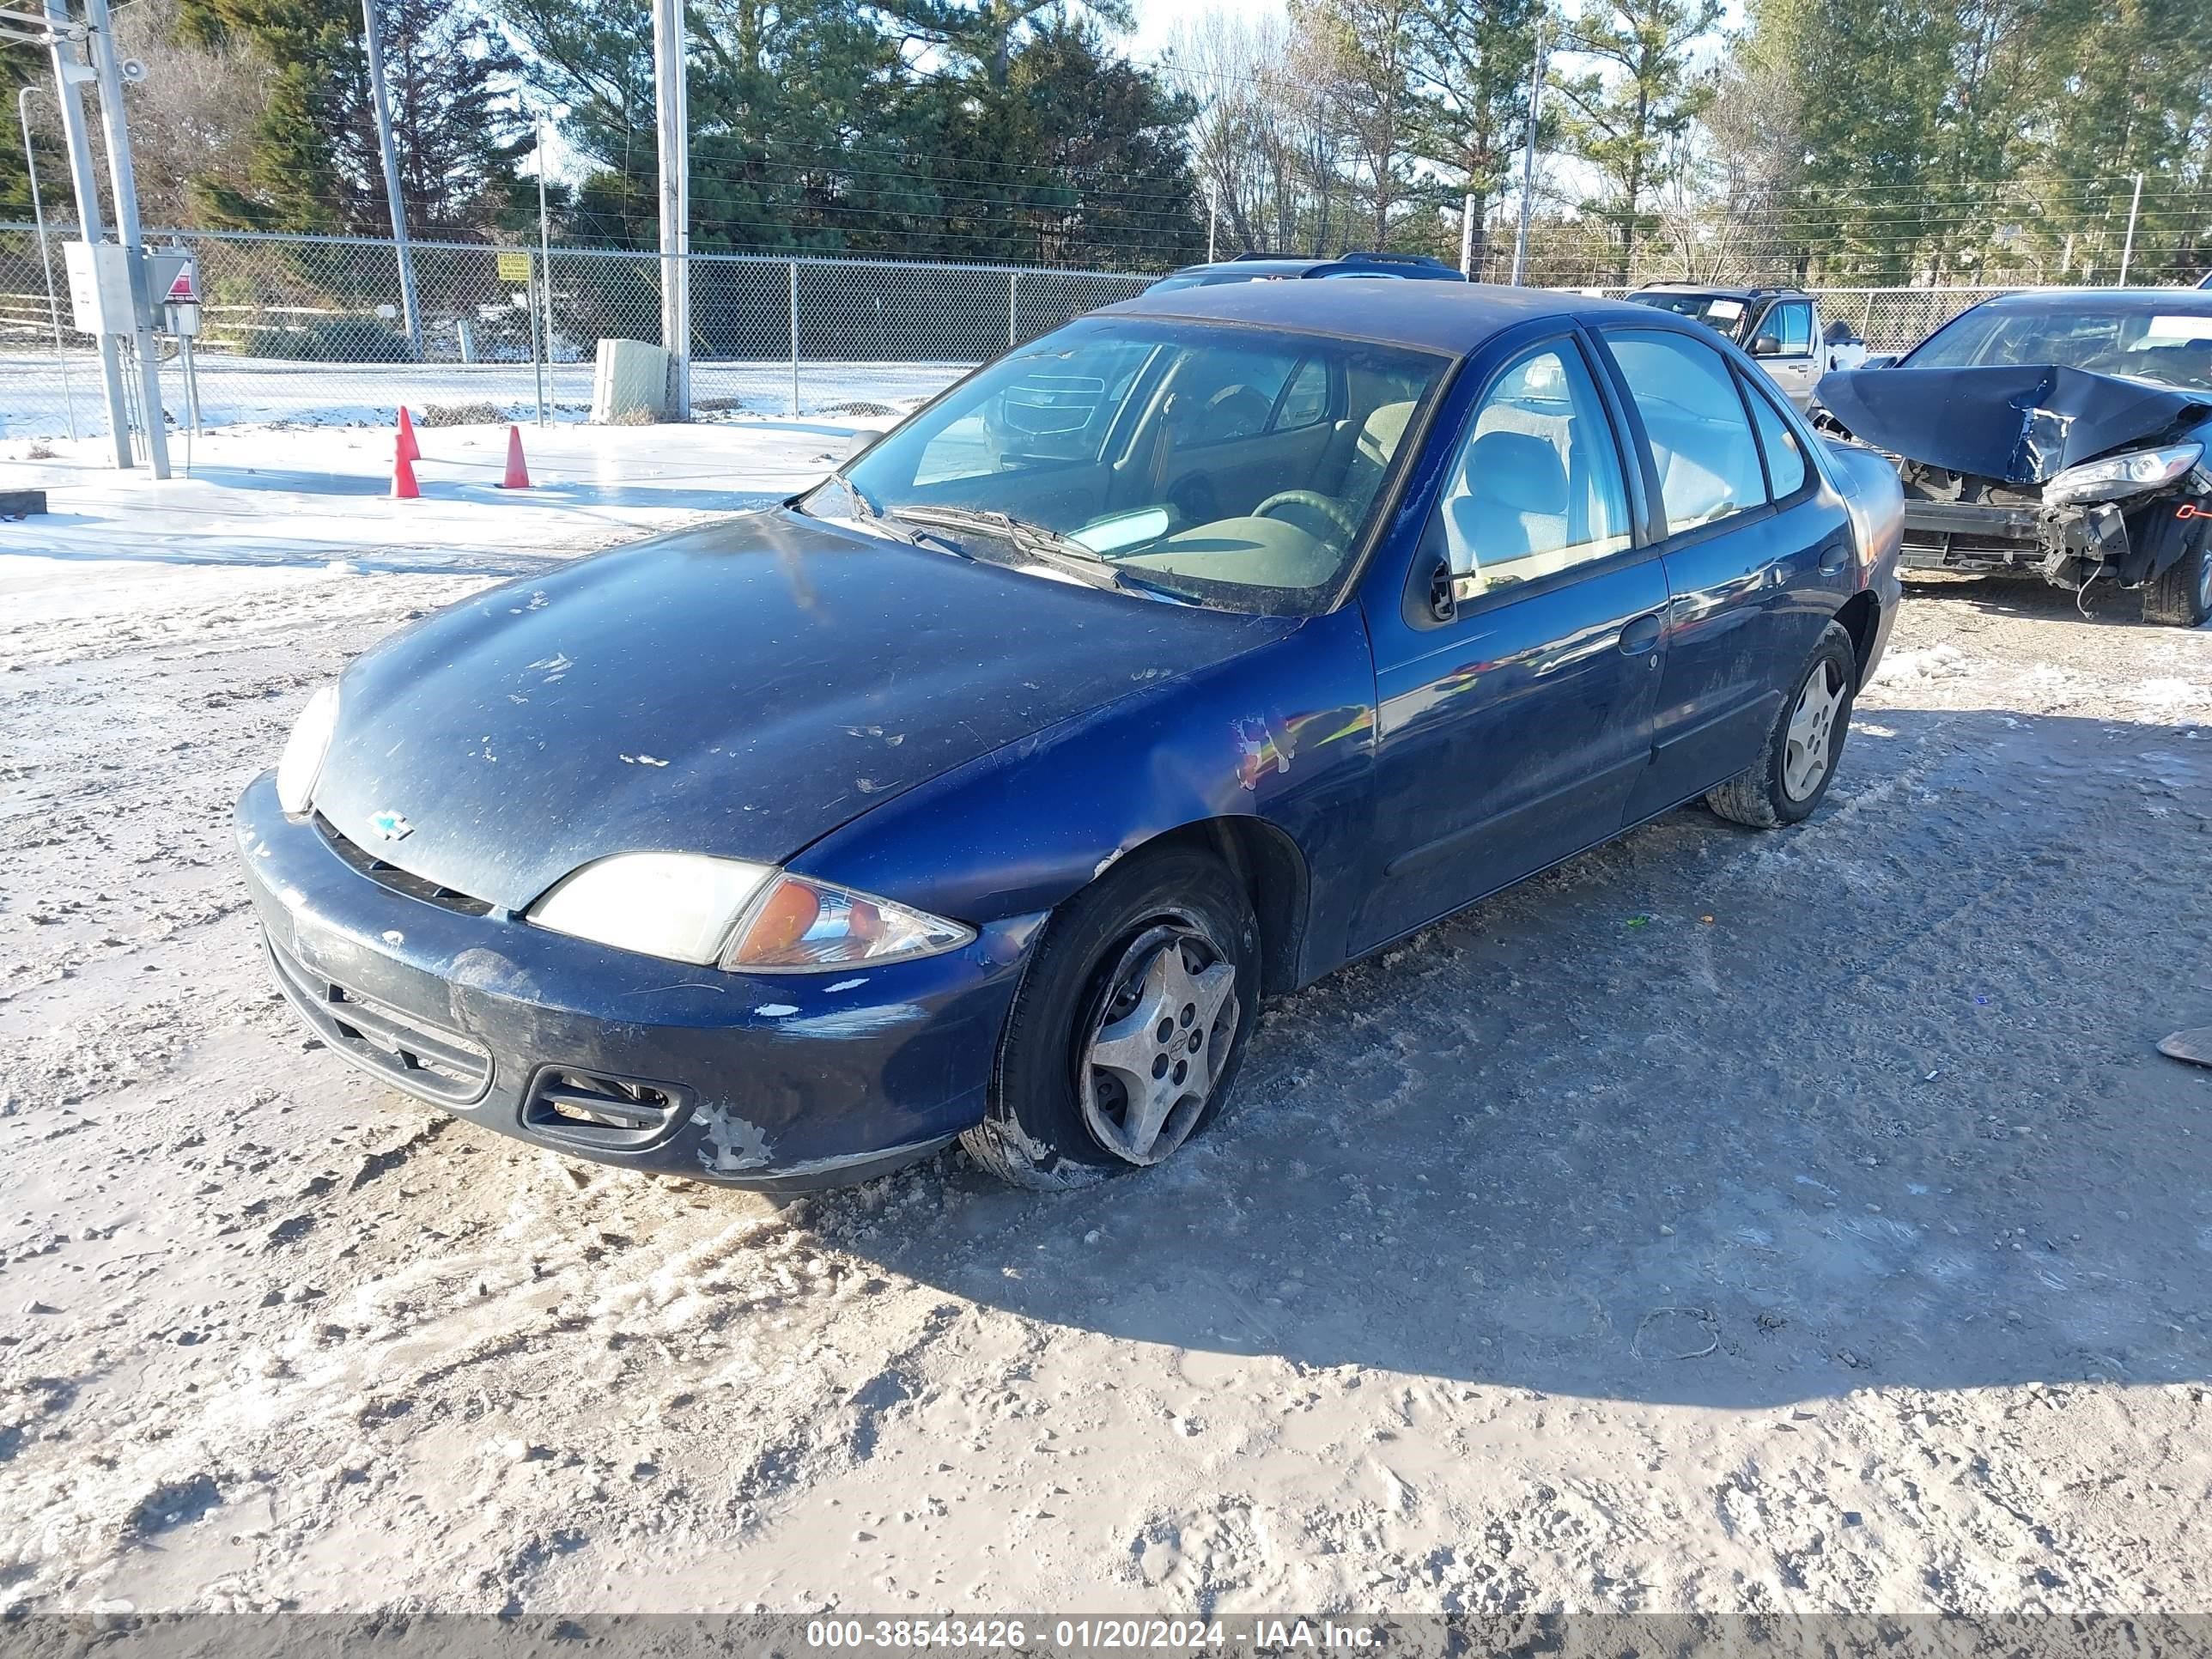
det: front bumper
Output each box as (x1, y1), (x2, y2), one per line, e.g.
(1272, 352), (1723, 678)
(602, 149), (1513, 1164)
(234, 771), (1031, 1189)
(1899, 495), (2136, 585)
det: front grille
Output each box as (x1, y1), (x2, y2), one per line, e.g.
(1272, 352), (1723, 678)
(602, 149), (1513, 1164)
(316, 815), (494, 916)
(265, 933), (493, 1106)
(522, 1069), (689, 1150)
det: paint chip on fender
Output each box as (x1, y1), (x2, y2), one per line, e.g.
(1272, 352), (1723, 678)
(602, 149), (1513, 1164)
(755, 1004), (799, 1018)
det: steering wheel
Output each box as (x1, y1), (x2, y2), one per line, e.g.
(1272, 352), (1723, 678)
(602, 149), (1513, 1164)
(1253, 490), (1362, 541)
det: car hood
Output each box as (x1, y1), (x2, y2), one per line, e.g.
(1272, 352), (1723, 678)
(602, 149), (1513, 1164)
(1814, 363), (2212, 485)
(312, 508), (1287, 913)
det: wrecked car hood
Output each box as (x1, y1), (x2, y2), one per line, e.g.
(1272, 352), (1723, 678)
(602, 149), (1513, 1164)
(312, 508), (1285, 913)
(1814, 364), (2212, 485)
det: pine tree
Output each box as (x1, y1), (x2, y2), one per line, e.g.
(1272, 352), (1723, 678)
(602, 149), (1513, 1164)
(1553, 0), (1723, 279)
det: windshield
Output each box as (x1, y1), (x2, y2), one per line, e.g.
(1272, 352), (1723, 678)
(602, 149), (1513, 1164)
(1626, 292), (1750, 337)
(810, 317), (1451, 615)
(1903, 301), (2212, 391)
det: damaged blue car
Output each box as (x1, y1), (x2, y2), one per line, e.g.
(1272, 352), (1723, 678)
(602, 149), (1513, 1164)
(236, 281), (1903, 1191)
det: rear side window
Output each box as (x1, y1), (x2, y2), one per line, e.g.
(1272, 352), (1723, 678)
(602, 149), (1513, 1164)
(1740, 372), (1808, 499)
(1606, 329), (1767, 535)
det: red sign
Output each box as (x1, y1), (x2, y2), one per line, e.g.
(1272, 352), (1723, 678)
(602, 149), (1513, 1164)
(165, 267), (198, 304)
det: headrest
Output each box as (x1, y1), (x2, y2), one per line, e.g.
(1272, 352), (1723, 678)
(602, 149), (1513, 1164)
(1357, 401), (1416, 466)
(1464, 429), (1568, 517)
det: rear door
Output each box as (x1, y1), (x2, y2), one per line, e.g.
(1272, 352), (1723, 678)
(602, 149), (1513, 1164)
(1595, 325), (1854, 820)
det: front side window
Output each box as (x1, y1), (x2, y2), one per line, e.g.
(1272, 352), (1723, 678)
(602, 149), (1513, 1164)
(1433, 340), (1632, 595)
(1606, 328), (1767, 535)
(1766, 301), (1814, 356)
(818, 319), (1452, 615)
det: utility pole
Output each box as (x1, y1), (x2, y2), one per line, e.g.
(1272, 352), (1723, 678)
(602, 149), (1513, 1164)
(1459, 189), (1476, 277)
(35, 0), (132, 464)
(1510, 25), (1546, 287)
(2118, 171), (2143, 286)
(652, 0), (690, 417)
(534, 103), (567, 426)
(18, 85), (77, 439)
(359, 0), (422, 357)
(1206, 180), (1218, 264)
(82, 0), (169, 477)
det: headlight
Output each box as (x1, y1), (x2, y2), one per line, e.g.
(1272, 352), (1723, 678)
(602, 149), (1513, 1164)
(2044, 441), (2203, 506)
(276, 684), (340, 816)
(720, 873), (973, 973)
(528, 853), (775, 964)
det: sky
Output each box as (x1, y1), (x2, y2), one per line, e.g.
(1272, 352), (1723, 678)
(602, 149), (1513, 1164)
(1126, 0), (1287, 64)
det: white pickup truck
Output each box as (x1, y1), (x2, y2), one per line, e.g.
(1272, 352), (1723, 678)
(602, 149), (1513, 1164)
(1622, 285), (1869, 410)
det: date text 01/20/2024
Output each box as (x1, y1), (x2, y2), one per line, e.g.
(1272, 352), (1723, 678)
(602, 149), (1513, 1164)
(803, 1620), (1383, 1650)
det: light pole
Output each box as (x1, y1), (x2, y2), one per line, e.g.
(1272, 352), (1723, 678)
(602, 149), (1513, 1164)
(82, 0), (170, 477)
(1510, 23), (1546, 287)
(32, 0), (137, 465)
(17, 84), (77, 439)
(361, 0), (422, 356)
(534, 100), (568, 426)
(651, 0), (690, 416)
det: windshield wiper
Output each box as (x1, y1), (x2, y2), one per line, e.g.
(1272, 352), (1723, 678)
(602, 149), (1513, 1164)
(887, 506), (1201, 604)
(888, 505), (1126, 592)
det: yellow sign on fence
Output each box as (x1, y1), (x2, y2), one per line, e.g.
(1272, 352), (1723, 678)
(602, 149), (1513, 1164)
(496, 251), (532, 283)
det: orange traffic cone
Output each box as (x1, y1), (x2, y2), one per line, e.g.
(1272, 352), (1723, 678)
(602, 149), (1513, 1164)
(499, 424), (531, 489)
(392, 441), (420, 500)
(396, 405), (421, 465)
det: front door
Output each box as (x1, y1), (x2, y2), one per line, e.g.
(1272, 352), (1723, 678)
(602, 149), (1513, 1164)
(1748, 296), (1820, 410)
(1355, 334), (1669, 952)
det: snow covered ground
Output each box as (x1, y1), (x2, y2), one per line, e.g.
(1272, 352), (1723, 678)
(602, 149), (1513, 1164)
(3, 424), (2211, 1620)
(0, 352), (968, 441)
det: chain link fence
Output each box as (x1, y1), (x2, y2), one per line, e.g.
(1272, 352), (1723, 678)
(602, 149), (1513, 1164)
(0, 226), (1156, 441)
(0, 224), (2120, 442)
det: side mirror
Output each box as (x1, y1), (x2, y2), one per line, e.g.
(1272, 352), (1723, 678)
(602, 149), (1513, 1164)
(1750, 332), (1783, 357)
(842, 429), (879, 464)
(1862, 354), (1898, 371)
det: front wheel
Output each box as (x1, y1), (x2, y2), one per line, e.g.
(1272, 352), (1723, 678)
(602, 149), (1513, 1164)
(2142, 541), (2212, 627)
(961, 848), (1260, 1190)
(1706, 621), (1859, 829)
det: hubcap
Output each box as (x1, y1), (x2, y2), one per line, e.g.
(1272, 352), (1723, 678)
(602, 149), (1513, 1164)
(1782, 659), (1845, 802)
(1079, 921), (1239, 1167)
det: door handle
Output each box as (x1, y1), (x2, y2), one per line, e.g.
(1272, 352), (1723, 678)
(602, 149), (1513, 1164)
(1619, 612), (1663, 655)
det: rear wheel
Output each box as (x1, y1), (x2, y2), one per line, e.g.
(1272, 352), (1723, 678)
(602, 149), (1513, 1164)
(2142, 541), (2212, 627)
(961, 848), (1259, 1190)
(1706, 622), (1859, 830)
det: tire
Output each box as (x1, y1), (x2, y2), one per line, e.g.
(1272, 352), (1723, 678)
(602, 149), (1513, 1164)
(1706, 621), (1859, 830)
(2142, 540), (2212, 627)
(960, 846), (1261, 1191)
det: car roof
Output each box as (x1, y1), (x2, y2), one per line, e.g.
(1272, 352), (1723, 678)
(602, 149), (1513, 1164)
(1635, 283), (1801, 301)
(1164, 252), (1462, 280)
(1170, 259), (1330, 277)
(1099, 279), (1672, 356)
(1966, 287), (2212, 313)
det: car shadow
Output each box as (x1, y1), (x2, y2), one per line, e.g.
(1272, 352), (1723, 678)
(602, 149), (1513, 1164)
(1901, 570), (2187, 628)
(804, 703), (2212, 1407)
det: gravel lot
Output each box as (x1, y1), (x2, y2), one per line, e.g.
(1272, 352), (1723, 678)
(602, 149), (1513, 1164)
(2, 497), (2209, 1616)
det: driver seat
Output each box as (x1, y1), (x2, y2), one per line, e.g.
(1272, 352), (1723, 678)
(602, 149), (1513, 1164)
(1258, 400), (1417, 544)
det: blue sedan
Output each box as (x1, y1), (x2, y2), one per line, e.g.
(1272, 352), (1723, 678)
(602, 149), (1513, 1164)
(236, 282), (1904, 1191)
